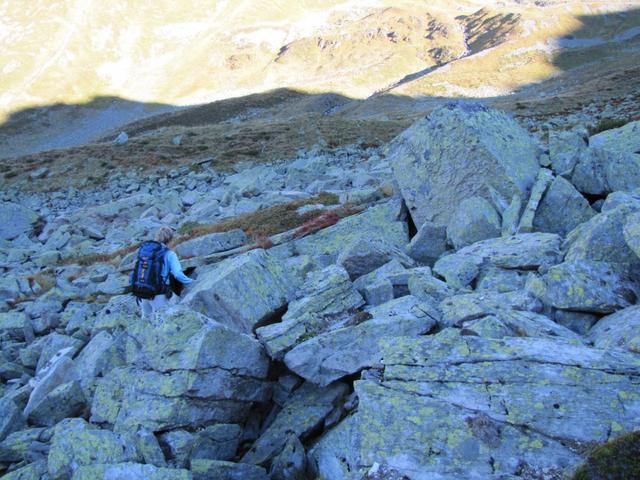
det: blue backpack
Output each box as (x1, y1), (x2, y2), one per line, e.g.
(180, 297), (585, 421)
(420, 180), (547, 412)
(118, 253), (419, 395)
(131, 241), (168, 300)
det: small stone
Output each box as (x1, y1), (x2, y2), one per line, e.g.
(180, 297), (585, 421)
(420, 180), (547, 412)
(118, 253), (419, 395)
(406, 221), (447, 265)
(114, 132), (129, 145)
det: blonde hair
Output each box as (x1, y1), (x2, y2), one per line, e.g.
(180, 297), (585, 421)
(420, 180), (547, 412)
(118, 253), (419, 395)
(154, 226), (174, 244)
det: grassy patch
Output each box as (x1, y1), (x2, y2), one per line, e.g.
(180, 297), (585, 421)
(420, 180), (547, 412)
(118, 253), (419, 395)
(26, 271), (55, 294)
(59, 192), (358, 267)
(60, 244), (140, 267)
(572, 431), (640, 480)
(588, 117), (630, 136)
(173, 192), (340, 242)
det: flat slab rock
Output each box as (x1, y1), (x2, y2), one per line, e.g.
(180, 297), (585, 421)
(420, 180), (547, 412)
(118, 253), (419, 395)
(526, 260), (637, 314)
(310, 331), (640, 479)
(433, 233), (562, 288)
(284, 295), (438, 386)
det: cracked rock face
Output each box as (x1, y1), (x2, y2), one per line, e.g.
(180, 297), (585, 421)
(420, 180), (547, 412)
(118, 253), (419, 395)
(310, 331), (640, 479)
(90, 307), (271, 432)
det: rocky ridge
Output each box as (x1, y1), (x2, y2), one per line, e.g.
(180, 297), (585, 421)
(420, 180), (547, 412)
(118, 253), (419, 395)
(1, 103), (640, 479)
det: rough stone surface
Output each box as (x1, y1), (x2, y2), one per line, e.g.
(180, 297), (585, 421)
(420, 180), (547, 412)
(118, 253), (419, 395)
(2, 460), (48, 480)
(0, 202), (39, 241)
(517, 168), (554, 233)
(284, 296), (438, 386)
(182, 249), (298, 333)
(548, 128), (587, 176)
(554, 310), (600, 336)
(269, 434), (307, 480)
(527, 261), (637, 314)
(48, 418), (133, 480)
(293, 200), (408, 262)
(26, 380), (86, 427)
(353, 260), (411, 299)
(310, 332), (640, 479)
(388, 103), (539, 228)
(623, 211), (640, 259)
(337, 237), (394, 280)
(590, 119), (640, 154)
(91, 307), (270, 432)
(174, 229), (248, 258)
(408, 268), (454, 304)
(0, 312), (28, 341)
(0, 398), (24, 442)
(405, 221), (447, 265)
(24, 354), (80, 420)
(532, 176), (595, 236)
(241, 382), (348, 466)
(565, 202), (640, 277)
(474, 267), (530, 293)
(433, 233), (562, 288)
(572, 148), (640, 195)
(191, 460), (268, 480)
(501, 194), (522, 237)
(589, 305), (640, 354)
(447, 197), (501, 250)
(256, 265), (364, 361)
(71, 463), (190, 480)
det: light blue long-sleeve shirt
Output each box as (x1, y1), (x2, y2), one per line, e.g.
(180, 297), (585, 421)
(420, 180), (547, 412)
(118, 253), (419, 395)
(162, 249), (193, 285)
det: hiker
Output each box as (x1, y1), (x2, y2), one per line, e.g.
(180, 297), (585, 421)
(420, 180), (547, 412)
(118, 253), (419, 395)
(131, 226), (193, 319)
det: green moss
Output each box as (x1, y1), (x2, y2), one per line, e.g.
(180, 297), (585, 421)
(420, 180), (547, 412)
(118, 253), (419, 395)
(588, 118), (630, 136)
(572, 431), (640, 480)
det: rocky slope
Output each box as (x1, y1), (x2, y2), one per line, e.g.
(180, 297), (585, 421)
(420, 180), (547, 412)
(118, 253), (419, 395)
(1, 103), (640, 479)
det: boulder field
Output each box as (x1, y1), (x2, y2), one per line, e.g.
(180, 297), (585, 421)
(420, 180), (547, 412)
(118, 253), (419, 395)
(1, 103), (640, 479)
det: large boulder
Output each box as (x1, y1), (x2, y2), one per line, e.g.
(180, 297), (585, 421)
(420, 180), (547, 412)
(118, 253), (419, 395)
(571, 148), (640, 195)
(0, 202), (39, 241)
(565, 202), (640, 277)
(292, 200), (409, 262)
(388, 103), (540, 228)
(526, 261), (637, 314)
(284, 296), (439, 386)
(590, 119), (640, 154)
(309, 332), (640, 479)
(588, 305), (640, 354)
(532, 176), (595, 236)
(337, 237), (399, 280)
(91, 307), (270, 432)
(48, 418), (134, 480)
(256, 266), (364, 361)
(182, 249), (298, 333)
(24, 352), (80, 420)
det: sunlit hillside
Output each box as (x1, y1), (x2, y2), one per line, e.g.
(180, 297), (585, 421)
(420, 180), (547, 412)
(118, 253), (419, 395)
(1, 0), (640, 161)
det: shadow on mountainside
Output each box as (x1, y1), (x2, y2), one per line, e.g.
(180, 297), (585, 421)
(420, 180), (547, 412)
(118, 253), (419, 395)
(1, 7), (639, 192)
